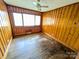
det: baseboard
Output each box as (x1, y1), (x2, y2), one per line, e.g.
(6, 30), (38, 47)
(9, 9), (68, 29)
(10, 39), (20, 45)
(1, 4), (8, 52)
(2, 37), (12, 59)
(43, 32), (77, 52)
(14, 32), (42, 38)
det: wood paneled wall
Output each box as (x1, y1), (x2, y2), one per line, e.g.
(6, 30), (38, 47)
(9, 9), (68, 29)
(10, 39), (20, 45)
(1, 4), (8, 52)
(42, 3), (79, 52)
(0, 0), (12, 59)
(7, 5), (42, 37)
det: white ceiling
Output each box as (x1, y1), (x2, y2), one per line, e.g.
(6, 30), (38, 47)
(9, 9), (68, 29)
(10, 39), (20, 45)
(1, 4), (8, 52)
(4, 0), (79, 12)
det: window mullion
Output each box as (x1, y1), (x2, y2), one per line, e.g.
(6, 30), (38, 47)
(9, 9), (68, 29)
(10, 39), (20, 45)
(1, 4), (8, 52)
(22, 13), (24, 26)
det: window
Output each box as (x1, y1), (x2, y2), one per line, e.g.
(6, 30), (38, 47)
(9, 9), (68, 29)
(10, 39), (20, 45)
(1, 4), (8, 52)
(23, 14), (35, 26)
(13, 13), (23, 26)
(35, 16), (41, 26)
(13, 13), (41, 26)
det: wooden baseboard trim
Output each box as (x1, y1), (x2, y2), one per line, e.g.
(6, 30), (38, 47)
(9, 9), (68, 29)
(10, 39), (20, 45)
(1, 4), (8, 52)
(2, 37), (12, 59)
(43, 32), (77, 52)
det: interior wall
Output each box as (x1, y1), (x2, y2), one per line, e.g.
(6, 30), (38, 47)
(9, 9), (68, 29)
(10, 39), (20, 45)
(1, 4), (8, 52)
(42, 3), (79, 52)
(7, 5), (42, 37)
(0, 0), (12, 59)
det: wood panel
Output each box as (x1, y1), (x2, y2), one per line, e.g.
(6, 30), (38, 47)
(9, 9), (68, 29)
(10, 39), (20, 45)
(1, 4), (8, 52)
(42, 3), (79, 52)
(7, 5), (42, 37)
(0, 0), (12, 59)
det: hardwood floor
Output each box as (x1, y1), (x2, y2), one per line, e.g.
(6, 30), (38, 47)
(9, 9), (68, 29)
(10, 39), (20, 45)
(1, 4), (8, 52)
(6, 33), (76, 59)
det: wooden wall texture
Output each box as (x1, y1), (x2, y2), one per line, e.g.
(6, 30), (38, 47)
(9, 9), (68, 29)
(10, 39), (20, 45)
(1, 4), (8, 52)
(0, 0), (12, 59)
(7, 5), (42, 37)
(42, 3), (79, 52)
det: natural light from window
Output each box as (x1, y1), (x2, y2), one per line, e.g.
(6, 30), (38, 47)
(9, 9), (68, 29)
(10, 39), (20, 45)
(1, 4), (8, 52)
(23, 14), (35, 26)
(13, 13), (23, 26)
(35, 16), (41, 26)
(13, 13), (41, 26)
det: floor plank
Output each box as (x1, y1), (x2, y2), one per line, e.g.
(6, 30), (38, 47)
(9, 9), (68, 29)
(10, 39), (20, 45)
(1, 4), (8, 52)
(6, 33), (76, 59)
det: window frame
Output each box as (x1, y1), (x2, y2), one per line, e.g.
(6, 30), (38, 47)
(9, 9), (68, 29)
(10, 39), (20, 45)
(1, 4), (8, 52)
(35, 15), (41, 26)
(13, 12), (41, 27)
(23, 13), (35, 26)
(13, 12), (23, 26)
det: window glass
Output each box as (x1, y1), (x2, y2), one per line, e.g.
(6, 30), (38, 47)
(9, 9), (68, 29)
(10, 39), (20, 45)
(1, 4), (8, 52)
(35, 16), (41, 26)
(13, 13), (41, 26)
(13, 13), (23, 26)
(23, 14), (35, 26)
